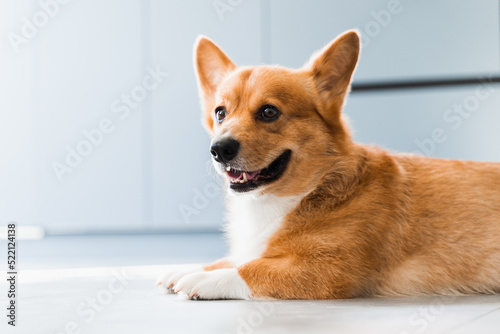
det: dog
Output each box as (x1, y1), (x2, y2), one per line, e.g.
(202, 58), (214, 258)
(156, 30), (500, 300)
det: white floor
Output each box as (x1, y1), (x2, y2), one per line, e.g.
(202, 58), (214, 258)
(2, 234), (499, 334)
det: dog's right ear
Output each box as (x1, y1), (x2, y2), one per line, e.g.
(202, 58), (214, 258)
(194, 36), (236, 133)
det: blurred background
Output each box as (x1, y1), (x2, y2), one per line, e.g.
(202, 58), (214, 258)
(0, 0), (499, 265)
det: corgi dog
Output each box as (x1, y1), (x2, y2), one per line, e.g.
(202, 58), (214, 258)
(156, 30), (500, 300)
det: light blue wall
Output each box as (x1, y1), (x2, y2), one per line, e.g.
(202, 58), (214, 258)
(1, 0), (499, 234)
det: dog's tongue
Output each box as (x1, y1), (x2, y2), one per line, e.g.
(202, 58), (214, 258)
(246, 171), (260, 180)
(227, 169), (260, 181)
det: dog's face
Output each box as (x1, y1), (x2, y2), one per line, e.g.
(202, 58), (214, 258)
(194, 31), (360, 196)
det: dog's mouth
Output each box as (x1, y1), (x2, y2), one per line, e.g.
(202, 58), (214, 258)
(225, 150), (291, 193)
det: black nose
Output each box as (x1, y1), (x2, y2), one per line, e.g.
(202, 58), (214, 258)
(210, 138), (240, 163)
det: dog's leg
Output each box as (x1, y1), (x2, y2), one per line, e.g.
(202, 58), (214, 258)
(237, 257), (356, 299)
(203, 258), (234, 271)
(156, 258), (234, 293)
(174, 257), (356, 300)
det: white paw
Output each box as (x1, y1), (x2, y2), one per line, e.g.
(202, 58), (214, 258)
(155, 264), (205, 294)
(174, 268), (252, 300)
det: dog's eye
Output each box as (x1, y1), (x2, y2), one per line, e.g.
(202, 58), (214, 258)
(259, 105), (280, 122)
(215, 106), (227, 123)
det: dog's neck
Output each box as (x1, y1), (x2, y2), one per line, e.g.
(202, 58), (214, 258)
(224, 191), (307, 266)
(303, 146), (370, 211)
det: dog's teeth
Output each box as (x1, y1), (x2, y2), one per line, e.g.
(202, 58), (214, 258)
(226, 166), (231, 171)
(229, 171), (251, 184)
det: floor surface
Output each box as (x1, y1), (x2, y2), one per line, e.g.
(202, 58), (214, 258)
(1, 234), (499, 334)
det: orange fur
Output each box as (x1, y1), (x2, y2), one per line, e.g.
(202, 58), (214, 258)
(203, 258), (234, 271)
(194, 31), (500, 299)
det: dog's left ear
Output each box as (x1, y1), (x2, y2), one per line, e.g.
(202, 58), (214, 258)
(194, 36), (236, 133)
(305, 30), (360, 128)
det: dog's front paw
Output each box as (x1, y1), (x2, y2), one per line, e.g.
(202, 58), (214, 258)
(155, 264), (205, 294)
(175, 268), (252, 300)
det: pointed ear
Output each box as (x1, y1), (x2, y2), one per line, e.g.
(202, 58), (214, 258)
(193, 36), (236, 133)
(305, 30), (360, 127)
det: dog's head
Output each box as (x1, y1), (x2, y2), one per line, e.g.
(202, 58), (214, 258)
(194, 31), (360, 196)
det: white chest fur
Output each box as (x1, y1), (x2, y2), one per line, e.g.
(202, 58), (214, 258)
(225, 192), (305, 266)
